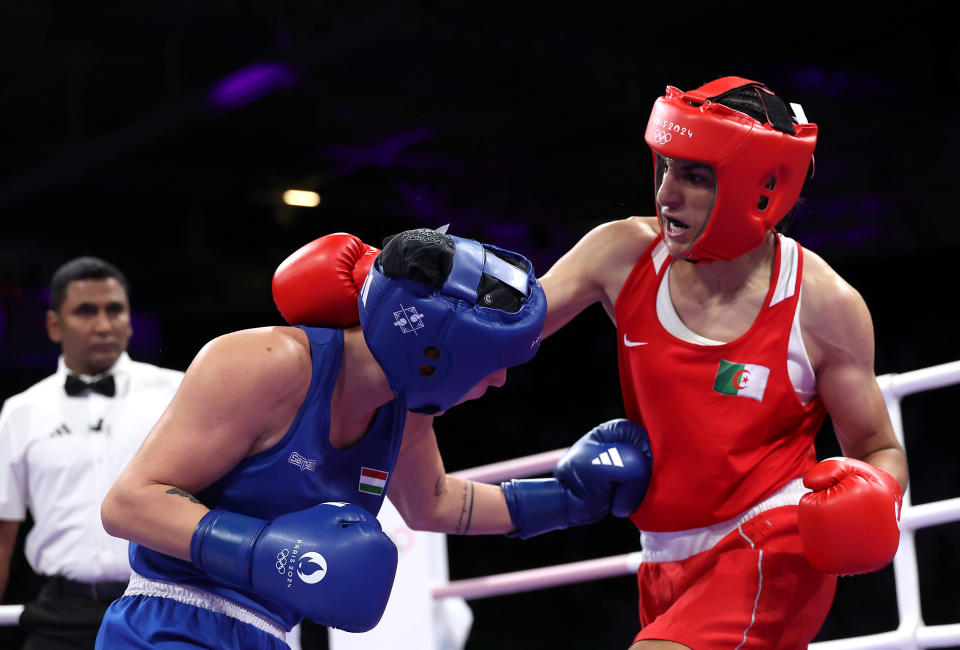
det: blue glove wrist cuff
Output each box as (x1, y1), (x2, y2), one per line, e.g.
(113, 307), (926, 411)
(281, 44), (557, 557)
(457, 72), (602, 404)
(191, 509), (269, 589)
(501, 478), (568, 540)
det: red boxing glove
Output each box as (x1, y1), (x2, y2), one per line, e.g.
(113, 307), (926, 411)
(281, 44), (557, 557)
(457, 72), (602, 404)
(272, 233), (379, 327)
(798, 457), (903, 576)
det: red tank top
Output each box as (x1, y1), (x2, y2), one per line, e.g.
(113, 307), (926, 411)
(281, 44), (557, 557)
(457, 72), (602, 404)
(616, 234), (825, 532)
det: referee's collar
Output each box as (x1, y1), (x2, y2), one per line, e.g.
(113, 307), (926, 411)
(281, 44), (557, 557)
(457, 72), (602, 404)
(57, 352), (132, 384)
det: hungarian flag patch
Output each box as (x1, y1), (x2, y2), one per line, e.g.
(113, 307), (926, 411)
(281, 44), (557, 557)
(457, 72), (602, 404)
(713, 359), (770, 402)
(358, 467), (389, 495)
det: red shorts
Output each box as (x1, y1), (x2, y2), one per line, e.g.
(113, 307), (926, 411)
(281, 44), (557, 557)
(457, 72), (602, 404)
(634, 506), (836, 649)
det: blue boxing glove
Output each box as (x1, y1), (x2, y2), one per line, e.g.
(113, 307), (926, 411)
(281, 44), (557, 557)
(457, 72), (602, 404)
(190, 502), (398, 632)
(501, 418), (652, 539)
(555, 418), (652, 518)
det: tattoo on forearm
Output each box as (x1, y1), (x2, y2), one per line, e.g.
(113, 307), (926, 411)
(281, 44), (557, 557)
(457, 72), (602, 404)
(166, 488), (201, 504)
(455, 481), (475, 535)
(434, 476), (446, 497)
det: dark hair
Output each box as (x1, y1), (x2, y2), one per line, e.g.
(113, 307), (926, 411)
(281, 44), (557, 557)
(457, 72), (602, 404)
(712, 82), (806, 233)
(50, 256), (130, 311)
(379, 228), (529, 312)
(711, 83), (797, 136)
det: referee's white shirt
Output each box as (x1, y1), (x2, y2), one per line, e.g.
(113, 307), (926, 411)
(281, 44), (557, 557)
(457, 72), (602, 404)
(0, 352), (183, 582)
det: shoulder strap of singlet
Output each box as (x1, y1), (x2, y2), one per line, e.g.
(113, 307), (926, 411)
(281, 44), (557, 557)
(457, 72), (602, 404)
(648, 236), (670, 275)
(615, 233), (667, 314)
(291, 325), (343, 430)
(768, 234), (801, 308)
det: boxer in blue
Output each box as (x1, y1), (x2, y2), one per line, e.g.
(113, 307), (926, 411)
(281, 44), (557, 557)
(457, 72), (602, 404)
(96, 228), (653, 648)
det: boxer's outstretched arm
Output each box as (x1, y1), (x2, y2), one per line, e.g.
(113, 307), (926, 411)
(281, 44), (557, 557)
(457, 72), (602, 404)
(538, 217), (658, 338)
(101, 327), (312, 560)
(387, 413), (513, 535)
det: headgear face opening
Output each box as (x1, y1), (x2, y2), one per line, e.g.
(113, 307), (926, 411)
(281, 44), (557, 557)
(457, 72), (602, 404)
(358, 235), (546, 414)
(644, 76), (817, 263)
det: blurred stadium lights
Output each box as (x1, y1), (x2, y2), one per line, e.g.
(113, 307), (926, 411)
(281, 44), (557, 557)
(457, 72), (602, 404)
(282, 189), (321, 207)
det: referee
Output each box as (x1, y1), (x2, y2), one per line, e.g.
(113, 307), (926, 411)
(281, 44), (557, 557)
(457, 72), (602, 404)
(0, 257), (183, 649)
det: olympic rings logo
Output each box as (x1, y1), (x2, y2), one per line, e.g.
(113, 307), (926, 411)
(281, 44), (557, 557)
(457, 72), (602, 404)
(276, 548), (290, 574)
(653, 129), (672, 145)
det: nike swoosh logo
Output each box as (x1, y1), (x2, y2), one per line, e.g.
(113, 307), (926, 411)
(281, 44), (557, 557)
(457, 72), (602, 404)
(623, 335), (648, 347)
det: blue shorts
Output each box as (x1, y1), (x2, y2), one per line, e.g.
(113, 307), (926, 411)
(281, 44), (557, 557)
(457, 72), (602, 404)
(96, 594), (289, 649)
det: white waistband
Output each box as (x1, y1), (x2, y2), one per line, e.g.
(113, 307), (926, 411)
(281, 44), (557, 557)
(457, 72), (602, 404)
(125, 571), (287, 643)
(639, 478), (809, 563)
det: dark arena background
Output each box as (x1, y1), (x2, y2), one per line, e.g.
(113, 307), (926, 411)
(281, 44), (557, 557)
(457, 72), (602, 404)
(1, 4), (958, 649)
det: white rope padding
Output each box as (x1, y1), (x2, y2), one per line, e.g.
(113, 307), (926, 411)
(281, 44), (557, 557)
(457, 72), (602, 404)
(451, 448), (566, 483)
(432, 552), (642, 601)
(0, 605), (23, 626)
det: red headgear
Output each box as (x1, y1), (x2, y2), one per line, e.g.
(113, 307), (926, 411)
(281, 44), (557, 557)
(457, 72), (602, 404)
(644, 77), (817, 262)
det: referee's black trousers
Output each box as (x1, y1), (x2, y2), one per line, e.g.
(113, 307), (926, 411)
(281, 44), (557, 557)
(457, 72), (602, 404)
(19, 577), (127, 650)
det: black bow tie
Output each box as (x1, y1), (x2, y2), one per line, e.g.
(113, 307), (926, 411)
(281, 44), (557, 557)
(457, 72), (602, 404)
(64, 374), (116, 398)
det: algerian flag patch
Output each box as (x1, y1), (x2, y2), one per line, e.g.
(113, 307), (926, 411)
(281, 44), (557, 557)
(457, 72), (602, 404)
(358, 467), (389, 495)
(713, 359), (770, 402)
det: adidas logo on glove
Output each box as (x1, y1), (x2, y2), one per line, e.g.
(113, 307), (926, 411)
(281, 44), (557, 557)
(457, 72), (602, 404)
(591, 447), (625, 467)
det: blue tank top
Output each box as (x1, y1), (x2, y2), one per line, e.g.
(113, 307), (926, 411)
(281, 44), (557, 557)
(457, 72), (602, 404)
(129, 326), (407, 630)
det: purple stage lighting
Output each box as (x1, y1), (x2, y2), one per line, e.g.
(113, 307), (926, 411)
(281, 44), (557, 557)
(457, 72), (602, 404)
(207, 62), (297, 112)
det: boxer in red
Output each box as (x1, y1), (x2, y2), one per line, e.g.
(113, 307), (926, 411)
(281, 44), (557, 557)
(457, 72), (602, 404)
(536, 77), (907, 649)
(270, 78), (907, 649)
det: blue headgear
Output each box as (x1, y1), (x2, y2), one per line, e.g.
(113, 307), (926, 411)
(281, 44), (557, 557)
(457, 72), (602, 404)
(358, 235), (546, 414)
